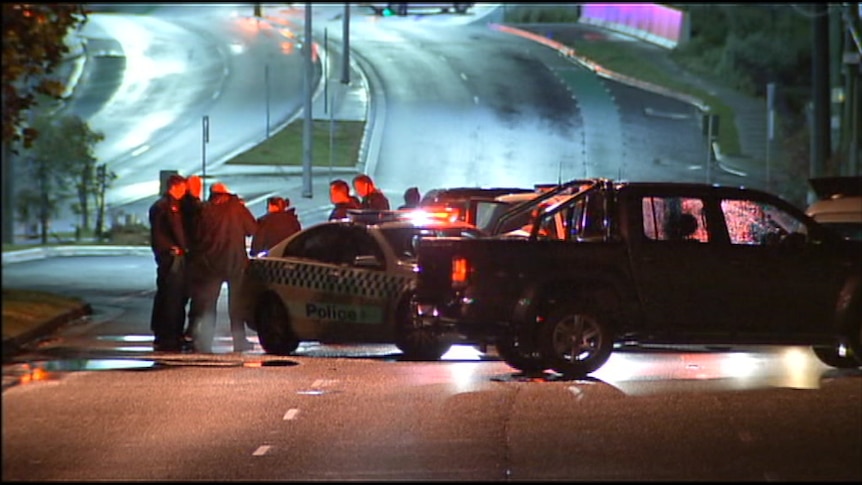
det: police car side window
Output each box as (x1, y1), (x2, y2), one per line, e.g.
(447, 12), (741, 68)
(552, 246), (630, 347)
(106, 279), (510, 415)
(350, 228), (385, 267)
(286, 226), (344, 264)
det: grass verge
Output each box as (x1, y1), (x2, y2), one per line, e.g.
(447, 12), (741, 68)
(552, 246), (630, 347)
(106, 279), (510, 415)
(226, 119), (366, 168)
(2, 289), (87, 341)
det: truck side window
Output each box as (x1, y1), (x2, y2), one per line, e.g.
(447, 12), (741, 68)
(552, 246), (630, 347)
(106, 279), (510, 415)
(569, 194), (606, 242)
(642, 196), (708, 242)
(720, 199), (807, 246)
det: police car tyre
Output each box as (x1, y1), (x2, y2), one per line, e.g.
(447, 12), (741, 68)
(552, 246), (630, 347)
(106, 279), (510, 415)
(495, 335), (547, 373)
(255, 292), (300, 356)
(394, 294), (451, 361)
(538, 301), (614, 377)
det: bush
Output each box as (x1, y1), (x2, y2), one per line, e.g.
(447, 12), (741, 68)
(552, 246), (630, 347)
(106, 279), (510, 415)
(502, 5), (581, 24)
(106, 222), (149, 245)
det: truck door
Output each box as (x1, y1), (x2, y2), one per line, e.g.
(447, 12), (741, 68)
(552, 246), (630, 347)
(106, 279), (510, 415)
(628, 194), (731, 335)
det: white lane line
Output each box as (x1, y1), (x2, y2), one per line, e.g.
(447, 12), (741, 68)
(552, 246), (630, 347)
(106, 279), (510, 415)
(283, 408), (300, 421)
(252, 445), (272, 456)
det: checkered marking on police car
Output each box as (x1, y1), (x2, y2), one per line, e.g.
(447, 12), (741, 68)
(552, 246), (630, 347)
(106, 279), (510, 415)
(250, 259), (412, 300)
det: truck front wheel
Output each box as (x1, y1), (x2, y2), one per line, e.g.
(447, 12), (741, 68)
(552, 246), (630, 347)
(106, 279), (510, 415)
(496, 335), (546, 374)
(538, 302), (613, 377)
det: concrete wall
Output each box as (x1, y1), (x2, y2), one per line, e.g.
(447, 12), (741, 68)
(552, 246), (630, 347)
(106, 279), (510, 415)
(578, 3), (689, 49)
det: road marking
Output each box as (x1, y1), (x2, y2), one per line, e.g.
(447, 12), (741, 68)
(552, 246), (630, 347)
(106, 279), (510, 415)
(283, 408), (300, 420)
(252, 445), (272, 456)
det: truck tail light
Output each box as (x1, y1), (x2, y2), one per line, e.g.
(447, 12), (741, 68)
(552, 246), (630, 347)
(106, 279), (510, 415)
(452, 257), (469, 288)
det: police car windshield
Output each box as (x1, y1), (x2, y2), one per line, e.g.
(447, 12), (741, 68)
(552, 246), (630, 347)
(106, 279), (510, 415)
(378, 226), (485, 260)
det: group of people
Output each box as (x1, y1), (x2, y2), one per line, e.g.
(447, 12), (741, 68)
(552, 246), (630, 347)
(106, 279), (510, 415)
(327, 174), (420, 220)
(148, 174), (301, 353)
(149, 172), (419, 353)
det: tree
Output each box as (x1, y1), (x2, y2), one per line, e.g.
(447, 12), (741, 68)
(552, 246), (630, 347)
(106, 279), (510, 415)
(2, 3), (88, 149)
(18, 112), (102, 244)
(60, 115), (106, 233)
(93, 163), (117, 240)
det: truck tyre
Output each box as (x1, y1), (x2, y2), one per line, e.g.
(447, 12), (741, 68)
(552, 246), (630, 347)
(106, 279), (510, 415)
(395, 293), (451, 361)
(254, 292), (299, 356)
(813, 311), (862, 368)
(496, 335), (546, 373)
(538, 301), (613, 377)
(812, 345), (861, 368)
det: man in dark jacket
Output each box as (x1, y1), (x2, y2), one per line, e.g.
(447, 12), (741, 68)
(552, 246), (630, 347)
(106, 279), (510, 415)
(353, 174), (390, 210)
(328, 179), (361, 220)
(398, 186), (421, 210)
(187, 182), (257, 352)
(148, 174), (189, 352)
(179, 174), (203, 346)
(250, 196), (302, 255)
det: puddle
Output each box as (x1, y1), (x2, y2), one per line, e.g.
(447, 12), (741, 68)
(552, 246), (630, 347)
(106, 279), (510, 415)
(36, 359), (156, 371)
(259, 360), (299, 367)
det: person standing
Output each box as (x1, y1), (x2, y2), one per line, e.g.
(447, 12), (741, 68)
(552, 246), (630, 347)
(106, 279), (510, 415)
(352, 174), (390, 210)
(148, 174), (189, 352)
(250, 195), (302, 255)
(187, 182), (258, 353)
(329, 178), (362, 220)
(398, 186), (421, 210)
(179, 174), (203, 348)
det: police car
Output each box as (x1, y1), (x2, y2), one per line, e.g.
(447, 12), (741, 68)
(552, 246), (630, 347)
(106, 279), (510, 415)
(241, 210), (486, 360)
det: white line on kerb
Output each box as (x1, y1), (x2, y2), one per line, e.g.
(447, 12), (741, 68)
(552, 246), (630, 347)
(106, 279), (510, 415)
(283, 408), (300, 420)
(252, 445), (272, 456)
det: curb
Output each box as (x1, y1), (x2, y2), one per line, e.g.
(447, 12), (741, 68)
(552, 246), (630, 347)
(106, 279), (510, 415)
(2, 302), (93, 360)
(2, 246), (153, 266)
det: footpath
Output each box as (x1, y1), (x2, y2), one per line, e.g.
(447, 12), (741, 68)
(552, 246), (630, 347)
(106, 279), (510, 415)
(2, 18), (772, 352)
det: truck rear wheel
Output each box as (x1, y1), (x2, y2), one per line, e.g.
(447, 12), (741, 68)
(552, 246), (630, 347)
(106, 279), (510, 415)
(255, 293), (299, 356)
(538, 302), (613, 377)
(496, 335), (546, 373)
(395, 293), (451, 361)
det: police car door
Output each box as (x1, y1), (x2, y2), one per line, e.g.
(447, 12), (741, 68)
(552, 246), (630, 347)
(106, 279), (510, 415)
(304, 225), (392, 343)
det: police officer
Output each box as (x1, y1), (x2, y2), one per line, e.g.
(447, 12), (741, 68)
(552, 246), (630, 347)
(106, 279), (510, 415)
(352, 174), (390, 210)
(187, 182), (257, 353)
(148, 174), (189, 352)
(179, 174), (203, 346)
(250, 196), (302, 256)
(398, 186), (421, 210)
(329, 179), (361, 220)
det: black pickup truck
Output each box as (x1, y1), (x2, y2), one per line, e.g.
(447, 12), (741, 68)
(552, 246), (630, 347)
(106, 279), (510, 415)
(412, 178), (862, 376)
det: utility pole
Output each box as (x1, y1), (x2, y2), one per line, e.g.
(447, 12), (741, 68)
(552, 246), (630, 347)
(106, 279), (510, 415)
(302, 3), (313, 198)
(840, 3), (861, 175)
(811, 3), (832, 179)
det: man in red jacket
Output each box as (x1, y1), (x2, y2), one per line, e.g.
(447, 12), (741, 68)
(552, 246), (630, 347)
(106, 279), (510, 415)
(187, 182), (257, 352)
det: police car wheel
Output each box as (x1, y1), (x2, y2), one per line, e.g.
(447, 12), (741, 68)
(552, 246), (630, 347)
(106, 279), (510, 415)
(255, 293), (300, 356)
(394, 294), (451, 361)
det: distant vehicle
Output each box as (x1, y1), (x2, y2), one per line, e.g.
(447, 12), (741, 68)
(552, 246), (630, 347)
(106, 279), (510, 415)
(418, 186), (534, 225)
(413, 178), (862, 376)
(240, 212), (487, 360)
(363, 2), (474, 16)
(806, 176), (862, 241)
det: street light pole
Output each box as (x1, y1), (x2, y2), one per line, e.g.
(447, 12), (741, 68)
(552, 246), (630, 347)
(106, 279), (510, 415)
(342, 3), (350, 84)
